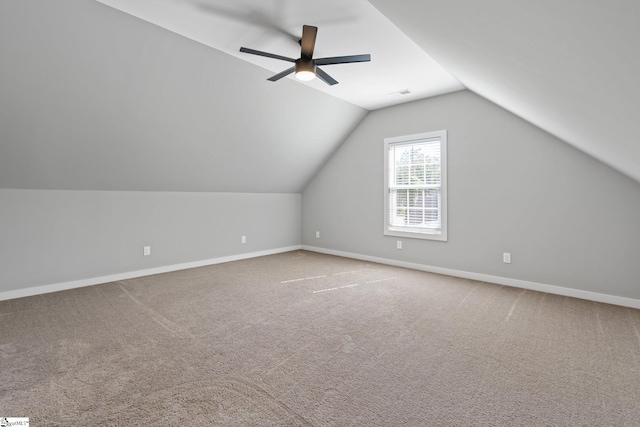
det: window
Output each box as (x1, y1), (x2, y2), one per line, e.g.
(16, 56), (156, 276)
(384, 130), (447, 241)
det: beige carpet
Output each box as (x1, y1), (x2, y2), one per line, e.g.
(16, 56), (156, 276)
(1, 250), (640, 426)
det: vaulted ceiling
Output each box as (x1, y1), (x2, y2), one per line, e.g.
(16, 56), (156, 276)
(0, 0), (367, 193)
(370, 0), (640, 184)
(1, 0), (639, 193)
(95, 0), (464, 110)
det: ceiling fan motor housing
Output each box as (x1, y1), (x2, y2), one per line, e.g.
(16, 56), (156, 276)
(295, 57), (317, 80)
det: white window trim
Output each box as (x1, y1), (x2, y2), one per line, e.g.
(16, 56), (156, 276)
(384, 130), (448, 242)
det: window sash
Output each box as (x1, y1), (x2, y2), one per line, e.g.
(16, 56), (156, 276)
(388, 188), (442, 232)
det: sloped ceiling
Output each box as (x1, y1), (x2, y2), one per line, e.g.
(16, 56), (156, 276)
(0, 0), (366, 193)
(2, 1), (639, 194)
(369, 0), (640, 184)
(94, 0), (464, 110)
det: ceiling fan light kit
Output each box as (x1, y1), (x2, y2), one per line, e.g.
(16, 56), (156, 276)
(295, 58), (316, 81)
(240, 25), (371, 86)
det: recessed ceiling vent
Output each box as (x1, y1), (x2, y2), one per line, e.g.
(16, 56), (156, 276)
(388, 89), (412, 96)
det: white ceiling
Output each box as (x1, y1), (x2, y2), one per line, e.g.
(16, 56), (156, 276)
(369, 0), (640, 184)
(95, 0), (464, 110)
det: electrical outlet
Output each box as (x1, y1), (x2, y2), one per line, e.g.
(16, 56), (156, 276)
(503, 252), (511, 264)
(241, 236), (246, 244)
(316, 231), (320, 238)
(143, 246), (151, 256)
(397, 240), (402, 250)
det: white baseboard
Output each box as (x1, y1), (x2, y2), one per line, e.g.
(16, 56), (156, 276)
(302, 245), (640, 310)
(5, 244), (638, 310)
(0, 245), (302, 302)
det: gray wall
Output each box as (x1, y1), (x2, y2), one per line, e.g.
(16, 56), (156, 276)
(0, 189), (300, 293)
(302, 90), (640, 299)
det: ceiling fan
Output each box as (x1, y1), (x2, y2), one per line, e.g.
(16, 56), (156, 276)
(239, 25), (371, 86)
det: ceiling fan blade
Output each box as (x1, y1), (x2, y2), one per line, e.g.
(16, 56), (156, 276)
(239, 47), (296, 63)
(267, 66), (296, 82)
(300, 25), (318, 59)
(315, 67), (338, 86)
(315, 54), (371, 66)
(198, 5), (300, 45)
